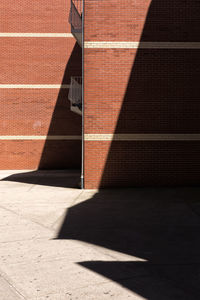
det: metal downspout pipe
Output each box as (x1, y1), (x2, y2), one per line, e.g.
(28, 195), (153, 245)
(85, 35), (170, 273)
(81, 0), (84, 189)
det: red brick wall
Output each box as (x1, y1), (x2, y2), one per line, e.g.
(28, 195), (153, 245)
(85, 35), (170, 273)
(84, 0), (151, 42)
(0, 0), (71, 33)
(0, 1), (82, 169)
(85, 141), (200, 189)
(84, 0), (200, 188)
(0, 140), (81, 169)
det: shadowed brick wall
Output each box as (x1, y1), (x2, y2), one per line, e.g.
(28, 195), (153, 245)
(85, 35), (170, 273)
(84, 0), (200, 188)
(0, 0), (82, 169)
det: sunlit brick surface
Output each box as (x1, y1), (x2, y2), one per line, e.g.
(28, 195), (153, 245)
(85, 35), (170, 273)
(0, 0), (70, 33)
(0, 0), (82, 169)
(0, 38), (76, 84)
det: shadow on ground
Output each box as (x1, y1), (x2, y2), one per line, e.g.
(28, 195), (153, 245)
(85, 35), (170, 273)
(0, 170), (81, 188)
(57, 187), (200, 299)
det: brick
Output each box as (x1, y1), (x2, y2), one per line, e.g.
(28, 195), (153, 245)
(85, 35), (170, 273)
(0, 140), (81, 169)
(84, 141), (200, 189)
(0, 38), (82, 84)
(0, 0), (71, 33)
(0, 1), (82, 169)
(84, 0), (200, 188)
(0, 89), (81, 135)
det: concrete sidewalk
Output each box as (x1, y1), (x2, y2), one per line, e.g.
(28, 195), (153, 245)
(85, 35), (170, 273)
(0, 170), (200, 299)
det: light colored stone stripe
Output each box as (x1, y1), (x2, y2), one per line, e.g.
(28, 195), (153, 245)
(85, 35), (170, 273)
(85, 134), (200, 141)
(0, 84), (70, 89)
(0, 136), (81, 140)
(85, 41), (200, 49)
(0, 33), (73, 38)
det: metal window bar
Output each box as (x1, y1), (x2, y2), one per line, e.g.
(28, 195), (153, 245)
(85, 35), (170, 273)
(68, 77), (82, 112)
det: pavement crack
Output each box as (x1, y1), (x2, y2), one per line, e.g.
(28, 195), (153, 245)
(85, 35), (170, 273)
(50, 190), (84, 230)
(0, 269), (27, 299)
(0, 203), (53, 232)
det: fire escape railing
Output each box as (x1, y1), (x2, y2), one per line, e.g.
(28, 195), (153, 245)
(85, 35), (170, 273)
(68, 1), (83, 115)
(68, 77), (82, 115)
(69, 0), (82, 46)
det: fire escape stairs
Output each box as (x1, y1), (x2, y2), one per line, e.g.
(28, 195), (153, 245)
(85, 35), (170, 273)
(68, 0), (82, 115)
(68, 77), (82, 116)
(69, 0), (82, 47)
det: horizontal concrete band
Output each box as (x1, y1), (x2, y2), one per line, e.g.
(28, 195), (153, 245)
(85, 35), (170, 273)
(0, 136), (81, 140)
(85, 41), (200, 49)
(3, 134), (200, 141)
(84, 134), (200, 141)
(0, 33), (73, 38)
(0, 84), (70, 89)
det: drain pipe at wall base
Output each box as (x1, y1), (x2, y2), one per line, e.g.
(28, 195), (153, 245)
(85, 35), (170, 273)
(81, 0), (84, 189)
